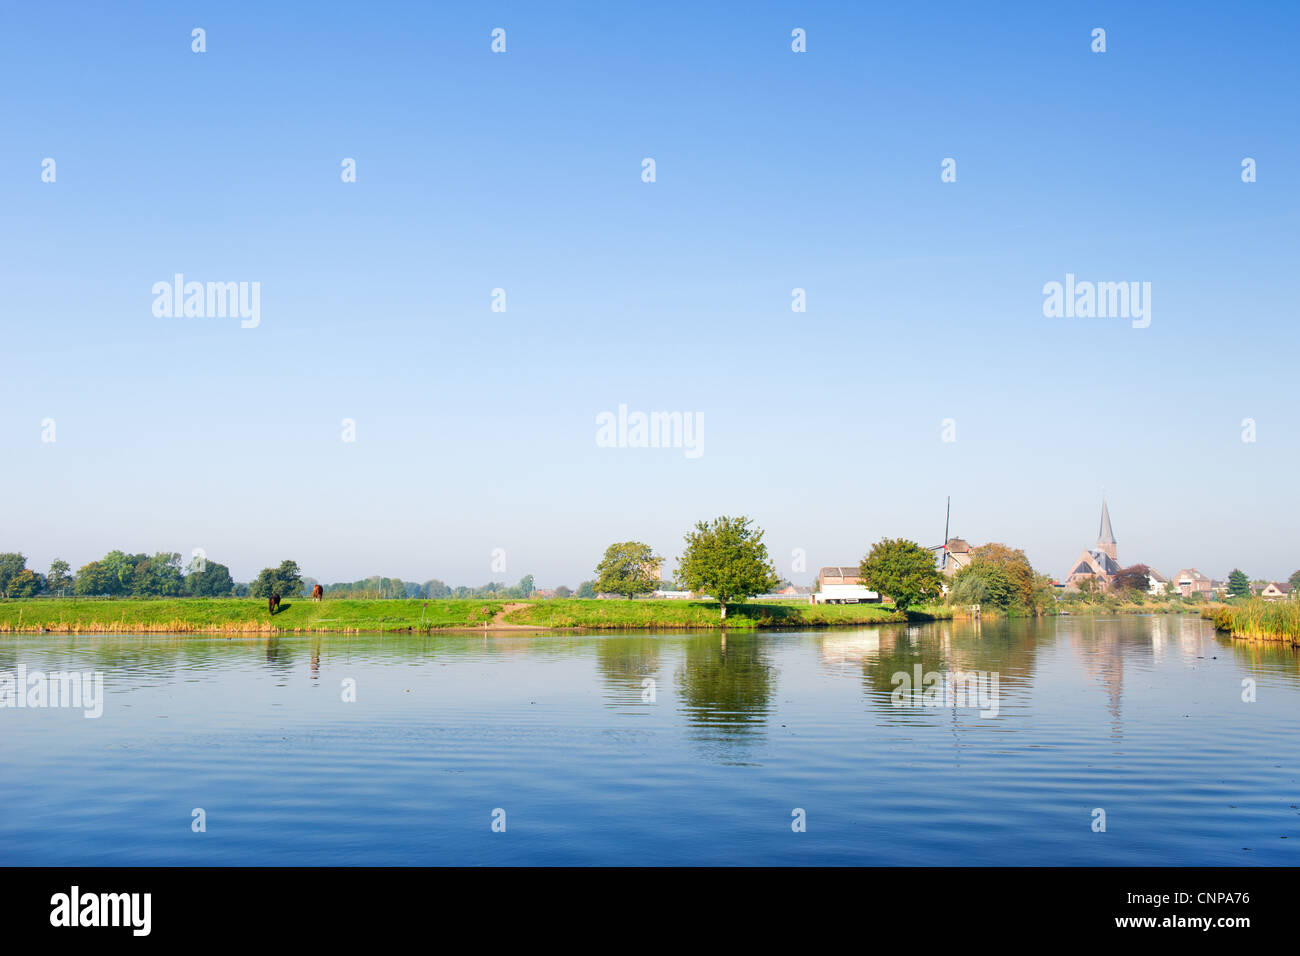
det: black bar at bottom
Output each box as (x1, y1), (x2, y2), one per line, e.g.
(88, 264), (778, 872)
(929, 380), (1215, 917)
(0, 867), (1281, 941)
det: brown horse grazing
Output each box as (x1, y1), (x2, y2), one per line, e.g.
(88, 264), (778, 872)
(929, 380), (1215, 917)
(312, 584), (324, 602)
(268, 593), (281, 615)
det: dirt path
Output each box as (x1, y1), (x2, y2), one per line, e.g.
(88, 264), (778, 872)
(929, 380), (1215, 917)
(486, 602), (547, 630)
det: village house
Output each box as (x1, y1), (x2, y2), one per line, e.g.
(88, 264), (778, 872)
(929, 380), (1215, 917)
(1260, 581), (1294, 602)
(775, 584), (813, 597)
(1146, 569), (1170, 596)
(818, 567), (862, 588)
(1173, 568), (1213, 598)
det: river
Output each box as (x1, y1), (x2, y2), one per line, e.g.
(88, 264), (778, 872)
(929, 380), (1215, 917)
(1, 615), (1296, 865)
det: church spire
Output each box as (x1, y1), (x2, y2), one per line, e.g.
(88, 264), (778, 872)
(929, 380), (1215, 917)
(1097, 499), (1117, 562)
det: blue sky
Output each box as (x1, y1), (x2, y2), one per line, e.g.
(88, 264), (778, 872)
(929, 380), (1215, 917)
(2, 1), (1297, 586)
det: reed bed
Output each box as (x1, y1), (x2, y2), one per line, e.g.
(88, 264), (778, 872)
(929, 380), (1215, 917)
(1203, 600), (1300, 643)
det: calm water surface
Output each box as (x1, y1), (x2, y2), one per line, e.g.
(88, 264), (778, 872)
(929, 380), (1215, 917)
(1, 616), (1297, 865)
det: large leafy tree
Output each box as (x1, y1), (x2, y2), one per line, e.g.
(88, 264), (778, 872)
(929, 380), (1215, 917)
(6, 569), (43, 598)
(251, 560), (305, 599)
(969, 543), (1037, 607)
(594, 541), (662, 599)
(1289, 569), (1300, 593)
(74, 560), (116, 596)
(186, 560), (235, 597)
(1113, 563), (1152, 594)
(100, 550), (140, 594)
(575, 580), (597, 599)
(46, 559), (74, 595)
(1227, 568), (1251, 599)
(859, 538), (943, 614)
(949, 561), (1015, 608)
(0, 552), (27, 597)
(134, 553), (184, 597)
(676, 516), (778, 620)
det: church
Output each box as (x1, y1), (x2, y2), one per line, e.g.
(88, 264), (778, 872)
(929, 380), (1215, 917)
(1065, 500), (1121, 591)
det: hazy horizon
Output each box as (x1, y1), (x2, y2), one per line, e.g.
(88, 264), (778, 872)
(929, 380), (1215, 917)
(4, 2), (1297, 587)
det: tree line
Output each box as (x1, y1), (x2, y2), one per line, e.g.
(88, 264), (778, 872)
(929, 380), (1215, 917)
(0, 551), (571, 602)
(9, 534), (1293, 612)
(0, 551), (238, 599)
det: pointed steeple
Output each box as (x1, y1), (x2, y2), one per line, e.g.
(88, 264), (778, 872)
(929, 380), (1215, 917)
(1097, 499), (1117, 562)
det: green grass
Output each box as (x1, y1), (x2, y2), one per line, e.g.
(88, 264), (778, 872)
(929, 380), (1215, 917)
(504, 598), (951, 630)
(0, 596), (951, 634)
(0, 598), (511, 634)
(1202, 599), (1300, 643)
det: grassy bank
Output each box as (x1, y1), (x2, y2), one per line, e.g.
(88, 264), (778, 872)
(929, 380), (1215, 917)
(0, 597), (951, 635)
(1203, 600), (1300, 644)
(502, 598), (950, 629)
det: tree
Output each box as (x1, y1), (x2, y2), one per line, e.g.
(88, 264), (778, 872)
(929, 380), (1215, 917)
(1227, 569), (1250, 599)
(100, 550), (139, 595)
(0, 553), (27, 597)
(594, 541), (662, 599)
(1113, 563), (1151, 594)
(575, 580), (597, 599)
(134, 553), (184, 597)
(186, 560), (235, 597)
(74, 560), (116, 596)
(969, 543), (1037, 607)
(251, 560), (305, 599)
(554, 585), (572, 598)
(46, 559), (73, 595)
(6, 569), (42, 598)
(517, 574), (535, 597)
(858, 538), (943, 614)
(949, 561), (1014, 608)
(1289, 570), (1300, 593)
(676, 516), (778, 620)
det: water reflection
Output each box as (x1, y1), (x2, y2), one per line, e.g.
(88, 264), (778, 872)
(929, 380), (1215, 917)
(595, 637), (662, 706)
(674, 633), (775, 759)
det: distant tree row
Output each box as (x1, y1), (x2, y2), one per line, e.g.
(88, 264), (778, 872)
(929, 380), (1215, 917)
(0, 551), (561, 602)
(0, 551), (237, 599)
(11, 540), (1294, 610)
(314, 575), (541, 600)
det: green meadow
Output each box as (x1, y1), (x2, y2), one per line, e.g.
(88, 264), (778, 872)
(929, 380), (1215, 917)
(0, 597), (951, 635)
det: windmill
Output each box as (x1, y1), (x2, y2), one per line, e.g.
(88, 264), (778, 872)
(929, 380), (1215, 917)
(935, 496), (952, 573)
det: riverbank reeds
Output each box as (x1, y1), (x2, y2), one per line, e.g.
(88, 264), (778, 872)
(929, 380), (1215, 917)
(1203, 599), (1300, 643)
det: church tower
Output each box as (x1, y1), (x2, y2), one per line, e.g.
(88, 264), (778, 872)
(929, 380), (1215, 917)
(1097, 499), (1117, 563)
